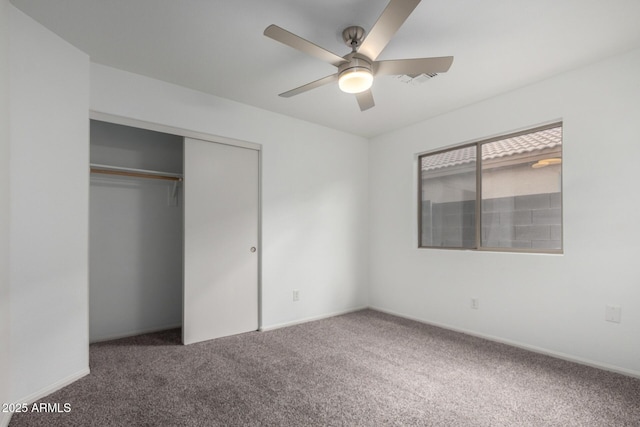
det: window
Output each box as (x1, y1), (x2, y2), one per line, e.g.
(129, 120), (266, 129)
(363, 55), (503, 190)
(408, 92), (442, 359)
(419, 123), (562, 253)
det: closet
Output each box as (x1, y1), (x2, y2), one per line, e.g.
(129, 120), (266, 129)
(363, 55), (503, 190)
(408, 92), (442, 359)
(89, 120), (259, 345)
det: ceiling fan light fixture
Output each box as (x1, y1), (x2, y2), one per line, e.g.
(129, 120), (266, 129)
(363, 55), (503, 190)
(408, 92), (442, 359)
(338, 67), (373, 94)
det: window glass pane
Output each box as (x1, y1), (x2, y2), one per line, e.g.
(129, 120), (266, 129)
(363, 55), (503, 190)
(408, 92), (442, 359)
(481, 126), (562, 250)
(420, 146), (476, 248)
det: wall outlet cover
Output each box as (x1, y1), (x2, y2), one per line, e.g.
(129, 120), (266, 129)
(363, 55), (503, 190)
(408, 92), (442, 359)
(605, 305), (621, 323)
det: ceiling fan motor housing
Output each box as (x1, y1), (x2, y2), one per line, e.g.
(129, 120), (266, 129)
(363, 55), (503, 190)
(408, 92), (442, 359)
(339, 55), (372, 75)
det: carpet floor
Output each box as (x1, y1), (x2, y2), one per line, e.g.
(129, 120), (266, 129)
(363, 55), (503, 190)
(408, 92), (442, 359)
(9, 309), (640, 426)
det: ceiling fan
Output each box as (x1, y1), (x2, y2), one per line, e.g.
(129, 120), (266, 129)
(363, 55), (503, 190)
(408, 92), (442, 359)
(264, 0), (453, 111)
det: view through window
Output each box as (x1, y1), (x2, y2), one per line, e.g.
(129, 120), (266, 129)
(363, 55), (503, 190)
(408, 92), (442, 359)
(419, 123), (562, 252)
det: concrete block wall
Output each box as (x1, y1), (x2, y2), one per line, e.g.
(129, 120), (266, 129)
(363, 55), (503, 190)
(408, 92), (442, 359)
(483, 192), (561, 249)
(427, 200), (476, 248)
(422, 192), (561, 250)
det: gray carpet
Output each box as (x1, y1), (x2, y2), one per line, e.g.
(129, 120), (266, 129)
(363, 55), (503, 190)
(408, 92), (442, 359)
(9, 309), (640, 426)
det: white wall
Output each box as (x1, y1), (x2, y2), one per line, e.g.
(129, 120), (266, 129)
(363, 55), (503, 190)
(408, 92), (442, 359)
(90, 63), (370, 330)
(9, 5), (90, 401)
(369, 48), (640, 376)
(0, 0), (11, 425)
(89, 121), (183, 342)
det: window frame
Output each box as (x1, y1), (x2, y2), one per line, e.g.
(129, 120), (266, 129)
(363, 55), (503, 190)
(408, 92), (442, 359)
(417, 122), (563, 254)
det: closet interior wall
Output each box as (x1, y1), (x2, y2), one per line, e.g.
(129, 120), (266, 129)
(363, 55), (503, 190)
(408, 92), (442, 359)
(89, 120), (183, 342)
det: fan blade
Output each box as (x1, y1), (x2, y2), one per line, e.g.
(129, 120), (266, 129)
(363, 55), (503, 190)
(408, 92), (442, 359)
(374, 56), (453, 76)
(358, 0), (421, 61)
(279, 73), (339, 98)
(264, 25), (346, 67)
(356, 90), (375, 111)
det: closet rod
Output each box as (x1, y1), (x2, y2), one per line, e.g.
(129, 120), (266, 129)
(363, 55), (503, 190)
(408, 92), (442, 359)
(90, 163), (183, 182)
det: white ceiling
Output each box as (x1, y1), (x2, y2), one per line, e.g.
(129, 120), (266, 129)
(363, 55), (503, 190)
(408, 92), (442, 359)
(10, 0), (640, 138)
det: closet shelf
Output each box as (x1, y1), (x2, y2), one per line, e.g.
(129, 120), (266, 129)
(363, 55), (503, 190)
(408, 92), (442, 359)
(90, 163), (183, 182)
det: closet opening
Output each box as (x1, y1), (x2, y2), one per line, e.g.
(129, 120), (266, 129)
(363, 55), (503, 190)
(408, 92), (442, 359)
(89, 120), (184, 344)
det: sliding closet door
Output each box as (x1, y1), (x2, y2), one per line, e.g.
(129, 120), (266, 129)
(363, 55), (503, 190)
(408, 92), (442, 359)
(183, 138), (259, 345)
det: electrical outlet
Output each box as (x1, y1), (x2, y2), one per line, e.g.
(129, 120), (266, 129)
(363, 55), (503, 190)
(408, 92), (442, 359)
(471, 298), (479, 309)
(605, 305), (621, 323)
(293, 289), (300, 302)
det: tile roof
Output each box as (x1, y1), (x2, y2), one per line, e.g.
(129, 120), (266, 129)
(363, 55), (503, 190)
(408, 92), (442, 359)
(421, 126), (562, 171)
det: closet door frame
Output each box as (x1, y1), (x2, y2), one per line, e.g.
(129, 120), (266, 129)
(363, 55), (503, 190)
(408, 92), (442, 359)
(88, 111), (263, 334)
